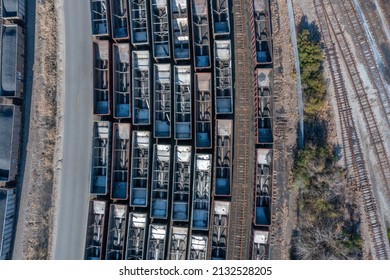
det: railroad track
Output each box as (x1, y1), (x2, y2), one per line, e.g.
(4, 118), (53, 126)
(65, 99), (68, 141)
(320, 0), (390, 198)
(229, 0), (255, 259)
(314, 0), (389, 260)
(340, 0), (390, 128)
(339, 0), (390, 190)
(354, 0), (390, 72)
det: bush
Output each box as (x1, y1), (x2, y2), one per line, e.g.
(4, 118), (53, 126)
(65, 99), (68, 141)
(298, 29), (326, 115)
(291, 16), (362, 260)
(291, 145), (362, 259)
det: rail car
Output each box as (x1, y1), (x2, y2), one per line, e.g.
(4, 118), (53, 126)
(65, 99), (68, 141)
(191, 0), (211, 70)
(84, 200), (107, 260)
(214, 40), (233, 114)
(252, 229), (269, 260)
(195, 73), (212, 149)
(1, 0), (25, 22)
(106, 204), (127, 260)
(112, 43), (131, 119)
(111, 123), (130, 200)
(252, 0), (273, 65)
(0, 24), (24, 99)
(90, 121), (111, 195)
(168, 226), (188, 260)
(132, 50), (151, 125)
(211, 201), (230, 260)
(110, 0), (129, 40)
(210, 0), (230, 37)
(125, 212), (148, 260)
(129, 131), (150, 207)
(188, 234), (208, 260)
(256, 68), (273, 144)
(172, 145), (192, 222)
(0, 103), (21, 183)
(171, 0), (190, 61)
(90, 0), (110, 37)
(214, 119), (232, 196)
(93, 40), (110, 115)
(146, 224), (167, 260)
(174, 65), (192, 140)
(151, 0), (170, 60)
(150, 144), (171, 219)
(254, 148), (272, 226)
(192, 154), (212, 230)
(129, 0), (149, 46)
(153, 64), (172, 138)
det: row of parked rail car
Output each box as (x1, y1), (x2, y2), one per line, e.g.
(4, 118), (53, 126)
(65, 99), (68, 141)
(86, 199), (233, 259)
(204, 0), (233, 261)
(87, 122), (234, 260)
(251, 0), (273, 260)
(91, 0), (230, 56)
(92, 39), (233, 120)
(0, 0), (25, 260)
(91, 0), (233, 77)
(90, 121), (233, 212)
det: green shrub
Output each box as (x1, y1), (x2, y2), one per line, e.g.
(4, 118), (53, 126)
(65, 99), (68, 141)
(298, 29), (326, 115)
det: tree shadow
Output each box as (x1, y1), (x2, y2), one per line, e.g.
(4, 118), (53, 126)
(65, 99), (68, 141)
(304, 116), (328, 147)
(332, 143), (342, 161)
(298, 15), (321, 44)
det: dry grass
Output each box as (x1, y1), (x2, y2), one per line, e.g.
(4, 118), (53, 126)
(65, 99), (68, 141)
(16, 0), (58, 259)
